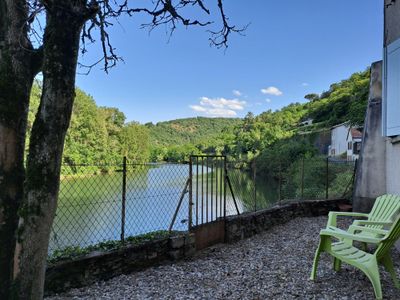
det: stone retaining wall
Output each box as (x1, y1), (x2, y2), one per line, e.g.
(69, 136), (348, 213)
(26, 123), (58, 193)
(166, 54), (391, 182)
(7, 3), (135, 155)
(45, 233), (195, 294)
(225, 199), (349, 243)
(45, 199), (348, 294)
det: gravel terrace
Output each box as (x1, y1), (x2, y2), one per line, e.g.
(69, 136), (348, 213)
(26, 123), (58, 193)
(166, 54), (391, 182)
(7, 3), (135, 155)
(47, 216), (400, 299)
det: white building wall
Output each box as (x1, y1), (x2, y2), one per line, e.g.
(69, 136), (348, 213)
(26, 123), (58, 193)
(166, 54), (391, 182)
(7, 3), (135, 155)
(331, 124), (349, 156)
(384, 0), (400, 197)
(386, 140), (400, 194)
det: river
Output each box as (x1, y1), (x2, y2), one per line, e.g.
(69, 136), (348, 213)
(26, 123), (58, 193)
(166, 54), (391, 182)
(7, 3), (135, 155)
(49, 164), (279, 253)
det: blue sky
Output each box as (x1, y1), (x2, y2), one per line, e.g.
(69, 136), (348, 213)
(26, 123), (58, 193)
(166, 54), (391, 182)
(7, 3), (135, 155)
(75, 0), (383, 124)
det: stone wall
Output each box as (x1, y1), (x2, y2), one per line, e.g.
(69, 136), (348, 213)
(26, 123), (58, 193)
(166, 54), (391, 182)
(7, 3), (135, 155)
(45, 233), (195, 295)
(45, 199), (348, 295)
(225, 199), (348, 243)
(385, 0), (400, 46)
(352, 61), (386, 213)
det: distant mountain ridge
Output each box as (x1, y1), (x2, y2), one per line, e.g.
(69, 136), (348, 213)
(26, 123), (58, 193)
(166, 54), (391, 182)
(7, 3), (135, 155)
(146, 117), (242, 147)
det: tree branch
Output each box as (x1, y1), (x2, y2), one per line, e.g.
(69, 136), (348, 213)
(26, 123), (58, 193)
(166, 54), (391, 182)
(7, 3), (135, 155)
(31, 45), (43, 75)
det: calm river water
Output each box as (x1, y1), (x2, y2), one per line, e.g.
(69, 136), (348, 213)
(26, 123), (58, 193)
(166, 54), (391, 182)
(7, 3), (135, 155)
(49, 164), (279, 253)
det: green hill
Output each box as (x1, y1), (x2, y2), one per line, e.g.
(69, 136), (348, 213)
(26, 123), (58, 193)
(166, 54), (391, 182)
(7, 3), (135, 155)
(146, 117), (242, 147)
(28, 68), (370, 164)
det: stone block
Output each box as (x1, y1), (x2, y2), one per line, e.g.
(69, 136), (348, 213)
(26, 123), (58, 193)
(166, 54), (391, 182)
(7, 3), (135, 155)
(168, 249), (183, 260)
(169, 236), (185, 249)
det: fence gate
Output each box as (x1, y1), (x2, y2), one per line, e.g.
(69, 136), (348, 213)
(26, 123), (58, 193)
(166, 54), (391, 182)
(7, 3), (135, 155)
(169, 155), (240, 249)
(191, 155), (240, 249)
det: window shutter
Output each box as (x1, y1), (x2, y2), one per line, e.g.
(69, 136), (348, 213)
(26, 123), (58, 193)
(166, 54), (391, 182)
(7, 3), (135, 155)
(384, 38), (400, 136)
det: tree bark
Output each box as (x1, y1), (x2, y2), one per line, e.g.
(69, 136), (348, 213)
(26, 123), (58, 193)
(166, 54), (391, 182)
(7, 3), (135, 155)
(0, 1), (37, 298)
(14, 2), (90, 298)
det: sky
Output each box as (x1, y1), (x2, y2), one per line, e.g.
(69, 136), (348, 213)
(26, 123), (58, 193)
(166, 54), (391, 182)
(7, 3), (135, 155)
(75, 0), (384, 124)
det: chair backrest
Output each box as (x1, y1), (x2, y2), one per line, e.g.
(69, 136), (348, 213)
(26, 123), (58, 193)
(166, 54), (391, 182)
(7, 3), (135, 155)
(368, 194), (400, 223)
(375, 214), (400, 259)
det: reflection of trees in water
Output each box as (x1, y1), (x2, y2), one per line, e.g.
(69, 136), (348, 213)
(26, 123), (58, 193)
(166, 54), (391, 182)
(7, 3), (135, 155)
(281, 158), (355, 200)
(52, 164), (287, 254)
(227, 169), (280, 212)
(53, 165), (191, 253)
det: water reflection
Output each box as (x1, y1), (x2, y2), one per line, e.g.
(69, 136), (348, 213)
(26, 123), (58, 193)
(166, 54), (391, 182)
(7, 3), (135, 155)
(50, 164), (280, 253)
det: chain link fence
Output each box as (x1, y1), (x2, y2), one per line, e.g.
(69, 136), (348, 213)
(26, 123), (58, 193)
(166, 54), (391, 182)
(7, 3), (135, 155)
(226, 157), (357, 212)
(49, 156), (356, 258)
(49, 161), (189, 256)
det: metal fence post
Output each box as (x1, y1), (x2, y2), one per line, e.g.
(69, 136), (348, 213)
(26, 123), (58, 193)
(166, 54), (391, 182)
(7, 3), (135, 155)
(253, 160), (257, 212)
(301, 156), (305, 200)
(325, 157), (329, 199)
(188, 156), (193, 231)
(121, 156), (127, 242)
(223, 156), (227, 219)
(278, 161), (282, 205)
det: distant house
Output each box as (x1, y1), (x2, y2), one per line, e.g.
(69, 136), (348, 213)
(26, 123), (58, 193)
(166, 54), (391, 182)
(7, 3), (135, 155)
(328, 122), (362, 160)
(346, 128), (362, 161)
(299, 118), (313, 126)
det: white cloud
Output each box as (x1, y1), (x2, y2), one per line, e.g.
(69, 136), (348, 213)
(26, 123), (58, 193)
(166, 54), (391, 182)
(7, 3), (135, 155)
(189, 105), (207, 112)
(232, 90), (242, 97)
(302, 82), (309, 87)
(265, 98), (272, 103)
(207, 108), (237, 117)
(261, 86), (283, 96)
(200, 97), (246, 110)
(190, 96), (246, 117)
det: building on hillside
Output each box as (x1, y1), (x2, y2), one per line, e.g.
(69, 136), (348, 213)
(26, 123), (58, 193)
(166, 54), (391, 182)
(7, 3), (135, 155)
(346, 128), (362, 161)
(299, 118), (314, 126)
(328, 122), (362, 160)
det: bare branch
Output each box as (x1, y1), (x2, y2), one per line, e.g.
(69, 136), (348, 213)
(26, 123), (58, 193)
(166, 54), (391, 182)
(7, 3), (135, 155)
(208, 0), (249, 48)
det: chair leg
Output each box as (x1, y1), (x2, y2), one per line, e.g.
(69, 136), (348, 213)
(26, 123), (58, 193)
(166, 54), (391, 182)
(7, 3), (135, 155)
(333, 257), (342, 272)
(381, 255), (400, 289)
(310, 240), (323, 280)
(363, 262), (383, 300)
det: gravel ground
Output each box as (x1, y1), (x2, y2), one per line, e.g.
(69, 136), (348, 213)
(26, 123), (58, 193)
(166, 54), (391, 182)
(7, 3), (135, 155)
(47, 216), (400, 299)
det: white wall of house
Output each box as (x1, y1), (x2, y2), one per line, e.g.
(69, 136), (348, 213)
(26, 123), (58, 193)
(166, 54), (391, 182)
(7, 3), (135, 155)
(384, 0), (400, 196)
(386, 142), (400, 194)
(384, 0), (400, 250)
(346, 136), (362, 161)
(329, 123), (350, 157)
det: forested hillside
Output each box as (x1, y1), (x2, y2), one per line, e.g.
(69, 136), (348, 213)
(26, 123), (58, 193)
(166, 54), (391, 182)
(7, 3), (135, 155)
(231, 69), (370, 174)
(146, 117), (242, 161)
(229, 69), (370, 165)
(28, 69), (369, 166)
(28, 84), (150, 165)
(146, 117), (242, 147)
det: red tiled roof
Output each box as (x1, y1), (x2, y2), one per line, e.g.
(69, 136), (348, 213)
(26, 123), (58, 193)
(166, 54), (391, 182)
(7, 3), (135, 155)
(351, 128), (362, 138)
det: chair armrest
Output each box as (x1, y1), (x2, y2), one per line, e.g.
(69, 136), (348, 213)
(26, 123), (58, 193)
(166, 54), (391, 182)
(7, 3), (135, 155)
(348, 225), (388, 236)
(321, 227), (383, 244)
(327, 211), (369, 227)
(352, 220), (393, 227)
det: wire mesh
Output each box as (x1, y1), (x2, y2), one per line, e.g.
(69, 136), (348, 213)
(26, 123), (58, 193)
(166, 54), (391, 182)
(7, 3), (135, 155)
(124, 163), (189, 236)
(226, 157), (356, 213)
(49, 161), (189, 255)
(49, 156), (356, 256)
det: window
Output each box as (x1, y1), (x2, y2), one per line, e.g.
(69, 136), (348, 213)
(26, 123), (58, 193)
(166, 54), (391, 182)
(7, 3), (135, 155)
(384, 37), (400, 136)
(353, 142), (361, 155)
(348, 142), (352, 150)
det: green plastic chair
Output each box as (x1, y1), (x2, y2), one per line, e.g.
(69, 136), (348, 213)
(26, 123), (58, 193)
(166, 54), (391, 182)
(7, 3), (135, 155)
(310, 215), (400, 299)
(327, 194), (400, 243)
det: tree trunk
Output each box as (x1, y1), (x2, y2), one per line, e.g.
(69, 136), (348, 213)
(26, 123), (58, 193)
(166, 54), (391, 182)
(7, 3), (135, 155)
(0, 1), (37, 298)
(14, 3), (88, 298)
